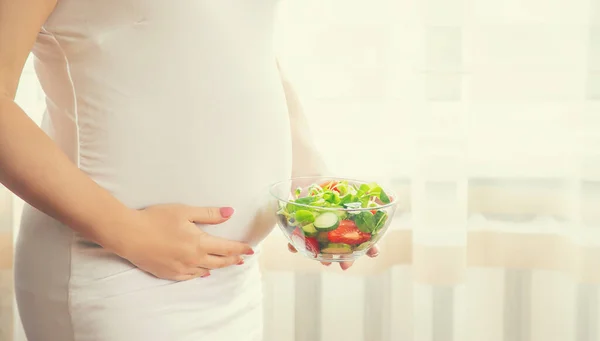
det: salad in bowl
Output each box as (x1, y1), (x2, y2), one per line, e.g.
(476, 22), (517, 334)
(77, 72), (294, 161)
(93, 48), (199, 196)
(269, 176), (398, 262)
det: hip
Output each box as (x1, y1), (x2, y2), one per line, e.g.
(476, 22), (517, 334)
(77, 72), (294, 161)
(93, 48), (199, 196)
(15, 210), (264, 340)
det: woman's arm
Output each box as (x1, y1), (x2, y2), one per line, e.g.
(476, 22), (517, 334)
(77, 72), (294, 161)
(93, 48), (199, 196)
(276, 60), (329, 177)
(0, 0), (136, 251)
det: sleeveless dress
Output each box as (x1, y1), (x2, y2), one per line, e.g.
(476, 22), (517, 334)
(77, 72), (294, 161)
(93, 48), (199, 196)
(14, 1), (292, 340)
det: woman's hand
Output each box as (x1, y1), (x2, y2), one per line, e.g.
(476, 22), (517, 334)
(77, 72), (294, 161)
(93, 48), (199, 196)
(287, 243), (380, 270)
(114, 204), (254, 281)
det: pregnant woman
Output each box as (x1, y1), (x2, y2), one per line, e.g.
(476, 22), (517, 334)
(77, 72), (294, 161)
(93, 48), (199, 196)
(0, 0), (379, 340)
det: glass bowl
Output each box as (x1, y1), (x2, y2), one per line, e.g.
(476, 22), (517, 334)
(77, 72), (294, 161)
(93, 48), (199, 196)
(269, 176), (399, 262)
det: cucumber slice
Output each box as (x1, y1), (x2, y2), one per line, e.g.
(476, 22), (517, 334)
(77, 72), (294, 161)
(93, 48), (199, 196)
(322, 243), (353, 254)
(301, 223), (318, 237)
(313, 212), (340, 232)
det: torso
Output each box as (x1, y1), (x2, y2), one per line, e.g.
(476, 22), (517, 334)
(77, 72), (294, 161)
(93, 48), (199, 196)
(36, 0), (292, 242)
(15, 1), (291, 339)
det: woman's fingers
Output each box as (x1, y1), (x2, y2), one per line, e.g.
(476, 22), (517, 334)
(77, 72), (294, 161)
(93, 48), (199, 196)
(185, 206), (234, 225)
(195, 268), (211, 278)
(320, 254), (333, 266)
(200, 233), (254, 257)
(340, 261), (354, 270)
(175, 255), (242, 281)
(172, 268), (211, 281)
(367, 245), (380, 258)
(201, 255), (244, 269)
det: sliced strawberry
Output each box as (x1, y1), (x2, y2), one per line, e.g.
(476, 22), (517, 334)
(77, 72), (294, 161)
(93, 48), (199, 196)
(327, 220), (371, 245)
(291, 228), (320, 257)
(304, 238), (320, 256)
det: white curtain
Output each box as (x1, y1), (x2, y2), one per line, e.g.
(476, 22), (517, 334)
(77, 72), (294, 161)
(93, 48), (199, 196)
(2, 0), (600, 340)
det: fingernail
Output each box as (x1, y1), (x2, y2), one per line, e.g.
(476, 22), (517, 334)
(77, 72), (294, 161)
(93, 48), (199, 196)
(201, 273), (211, 278)
(220, 207), (235, 218)
(237, 259), (245, 265)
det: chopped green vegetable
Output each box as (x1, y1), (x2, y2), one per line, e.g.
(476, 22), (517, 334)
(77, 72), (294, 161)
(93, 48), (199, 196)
(294, 210), (315, 224)
(379, 190), (391, 204)
(373, 210), (388, 231)
(354, 211), (376, 233)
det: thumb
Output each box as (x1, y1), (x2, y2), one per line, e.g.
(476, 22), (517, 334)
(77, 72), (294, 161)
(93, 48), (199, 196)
(185, 206), (235, 224)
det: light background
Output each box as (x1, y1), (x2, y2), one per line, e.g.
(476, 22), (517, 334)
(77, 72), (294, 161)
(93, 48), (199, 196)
(1, 0), (600, 340)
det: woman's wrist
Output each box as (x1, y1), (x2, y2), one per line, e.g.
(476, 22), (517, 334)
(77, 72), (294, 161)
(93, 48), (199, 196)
(78, 204), (142, 256)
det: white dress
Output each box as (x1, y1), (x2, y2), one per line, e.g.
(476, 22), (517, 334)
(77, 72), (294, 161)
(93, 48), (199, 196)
(14, 1), (292, 340)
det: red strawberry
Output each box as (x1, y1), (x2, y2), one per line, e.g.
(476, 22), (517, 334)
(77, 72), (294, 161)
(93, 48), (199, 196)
(291, 228), (320, 257)
(327, 220), (371, 245)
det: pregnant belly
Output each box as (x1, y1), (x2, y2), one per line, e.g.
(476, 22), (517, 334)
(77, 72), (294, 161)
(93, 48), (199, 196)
(103, 142), (290, 246)
(90, 154), (290, 246)
(71, 65), (293, 245)
(79, 115), (293, 246)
